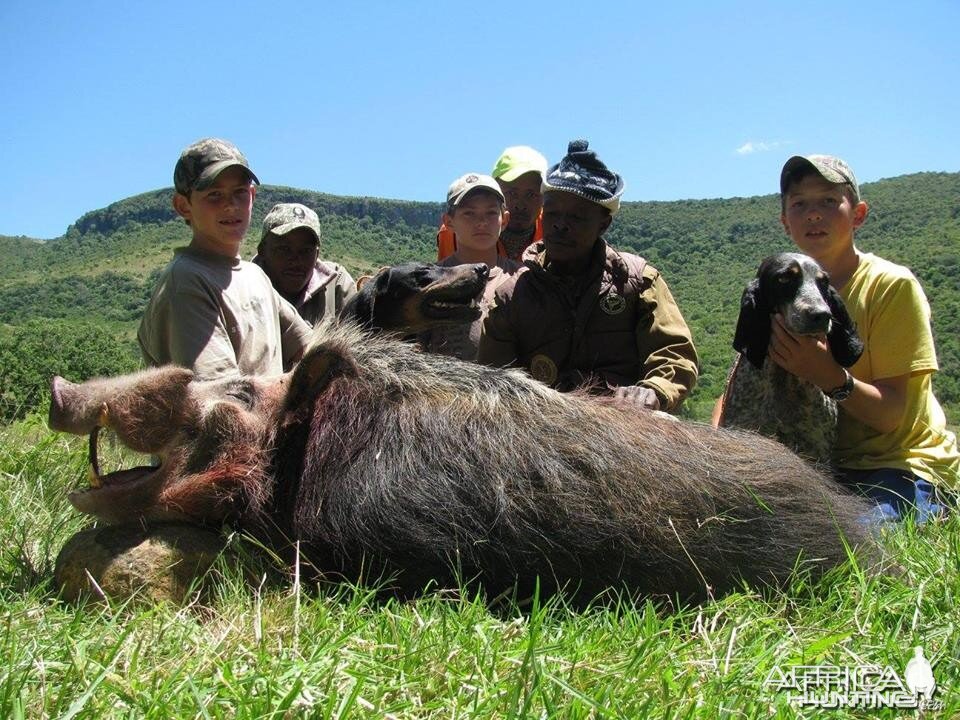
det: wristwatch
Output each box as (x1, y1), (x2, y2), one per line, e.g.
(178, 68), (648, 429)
(825, 369), (855, 401)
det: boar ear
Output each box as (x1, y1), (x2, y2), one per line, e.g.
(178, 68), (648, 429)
(282, 343), (359, 417)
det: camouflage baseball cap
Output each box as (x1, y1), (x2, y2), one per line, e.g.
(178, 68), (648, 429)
(446, 173), (505, 209)
(261, 203), (321, 244)
(491, 146), (548, 183)
(780, 155), (860, 202)
(174, 138), (260, 195)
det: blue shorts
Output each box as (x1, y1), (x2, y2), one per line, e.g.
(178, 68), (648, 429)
(836, 467), (950, 524)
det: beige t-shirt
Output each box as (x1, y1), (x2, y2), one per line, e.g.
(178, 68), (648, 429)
(138, 247), (312, 379)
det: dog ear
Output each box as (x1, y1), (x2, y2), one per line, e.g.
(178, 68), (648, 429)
(824, 285), (864, 367)
(733, 279), (771, 369)
(342, 266), (392, 328)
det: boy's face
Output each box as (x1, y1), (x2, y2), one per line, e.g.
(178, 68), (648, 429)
(497, 171), (543, 232)
(542, 191), (611, 268)
(173, 165), (256, 256)
(780, 173), (867, 263)
(443, 191), (508, 253)
(259, 228), (320, 297)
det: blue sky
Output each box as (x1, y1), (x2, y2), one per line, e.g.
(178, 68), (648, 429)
(2, 0), (958, 239)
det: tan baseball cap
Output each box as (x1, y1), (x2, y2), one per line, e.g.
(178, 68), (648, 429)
(446, 173), (505, 209)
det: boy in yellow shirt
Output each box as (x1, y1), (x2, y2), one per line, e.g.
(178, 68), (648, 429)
(774, 154), (958, 520)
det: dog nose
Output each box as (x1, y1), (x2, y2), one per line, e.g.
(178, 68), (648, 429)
(809, 309), (833, 333)
(474, 264), (489, 281)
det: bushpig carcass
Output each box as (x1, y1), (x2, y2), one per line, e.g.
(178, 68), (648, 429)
(49, 322), (876, 605)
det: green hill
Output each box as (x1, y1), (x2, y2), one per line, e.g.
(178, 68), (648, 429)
(1, 174), (958, 422)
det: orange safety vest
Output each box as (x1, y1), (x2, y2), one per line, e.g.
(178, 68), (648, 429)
(436, 213), (543, 262)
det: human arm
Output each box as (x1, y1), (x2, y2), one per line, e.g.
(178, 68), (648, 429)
(277, 294), (313, 369)
(633, 272), (700, 412)
(769, 314), (908, 433)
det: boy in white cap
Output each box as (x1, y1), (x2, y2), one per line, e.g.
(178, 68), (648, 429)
(774, 154), (957, 517)
(478, 140), (698, 412)
(437, 145), (547, 262)
(138, 138), (312, 379)
(254, 202), (356, 326)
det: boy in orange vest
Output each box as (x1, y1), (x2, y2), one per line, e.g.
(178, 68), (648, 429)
(437, 146), (547, 262)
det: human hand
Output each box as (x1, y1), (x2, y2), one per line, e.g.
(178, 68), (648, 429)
(613, 385), (661, 410)
(768, 314), (843, 390)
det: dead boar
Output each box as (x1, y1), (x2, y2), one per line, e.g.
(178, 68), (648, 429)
(49, 322), (877, 605)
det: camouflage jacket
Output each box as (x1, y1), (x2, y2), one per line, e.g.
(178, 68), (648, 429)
(253, 257), (357, 327)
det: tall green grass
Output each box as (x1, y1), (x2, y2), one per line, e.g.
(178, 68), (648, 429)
(2, 416), (957, 718)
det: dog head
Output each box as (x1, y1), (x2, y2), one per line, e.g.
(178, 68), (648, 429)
(733, 252), (864, 369)
(343, 262), (489, 334)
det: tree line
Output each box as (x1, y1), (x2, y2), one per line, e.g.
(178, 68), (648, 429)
(1, 173), (957, 423)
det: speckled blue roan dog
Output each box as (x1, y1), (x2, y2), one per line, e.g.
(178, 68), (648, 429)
(719, 252), (864, 465)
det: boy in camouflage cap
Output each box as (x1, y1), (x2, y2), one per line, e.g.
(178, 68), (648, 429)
(772, 153), (958, 518)
(254, 202), (357, 326)
(138, 138), (312, 379)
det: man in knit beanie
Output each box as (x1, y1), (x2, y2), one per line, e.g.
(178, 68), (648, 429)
(478, 140), (698, 412)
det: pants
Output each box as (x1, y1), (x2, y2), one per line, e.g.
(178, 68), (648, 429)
(836, 467), (949, 524)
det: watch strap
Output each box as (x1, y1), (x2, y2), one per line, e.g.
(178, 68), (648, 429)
(825, 369), (854, 401)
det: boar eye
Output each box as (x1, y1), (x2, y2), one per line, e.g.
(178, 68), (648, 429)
(224, 382), (255, 408)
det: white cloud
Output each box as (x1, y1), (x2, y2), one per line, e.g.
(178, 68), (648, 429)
(736, 140), (789, 155)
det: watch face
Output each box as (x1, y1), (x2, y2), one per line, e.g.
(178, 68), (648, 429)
(827, 371), (854, 401)
(831, 386), (853, 401)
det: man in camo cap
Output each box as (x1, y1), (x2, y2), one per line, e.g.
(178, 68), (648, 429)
(254, 202), (357, 326)
(479, 140), (698, 413)
(138, 138), (311, 379)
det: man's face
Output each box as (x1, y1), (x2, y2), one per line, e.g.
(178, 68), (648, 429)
(780, 173), (866, 264)
(541, 191), (611, 268)
(173, 165), (256, 257)
(259, 228), (320, 297)
(497, 171), (543, 232)
(443, 191), (507, 254)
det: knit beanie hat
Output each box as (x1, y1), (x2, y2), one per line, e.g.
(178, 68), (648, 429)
(542, 140), (625, 215)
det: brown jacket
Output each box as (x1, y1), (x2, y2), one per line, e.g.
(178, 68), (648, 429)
(477, 240), (699, 411)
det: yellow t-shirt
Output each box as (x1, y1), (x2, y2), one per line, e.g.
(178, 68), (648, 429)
(835, 253), (959, 488)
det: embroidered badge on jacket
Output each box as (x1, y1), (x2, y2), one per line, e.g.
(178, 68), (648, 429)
(530, 354), (558, 385)
(600, 292), (626, 315)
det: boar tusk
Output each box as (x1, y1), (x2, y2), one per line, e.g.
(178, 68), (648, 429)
(87, 427), (103, 488)
(96, 403), (110, 428)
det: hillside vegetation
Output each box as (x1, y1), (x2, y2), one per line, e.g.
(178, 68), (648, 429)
(1, 173), (958, 422)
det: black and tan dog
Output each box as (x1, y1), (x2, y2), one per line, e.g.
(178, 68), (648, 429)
(342, 262), (489, 334)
